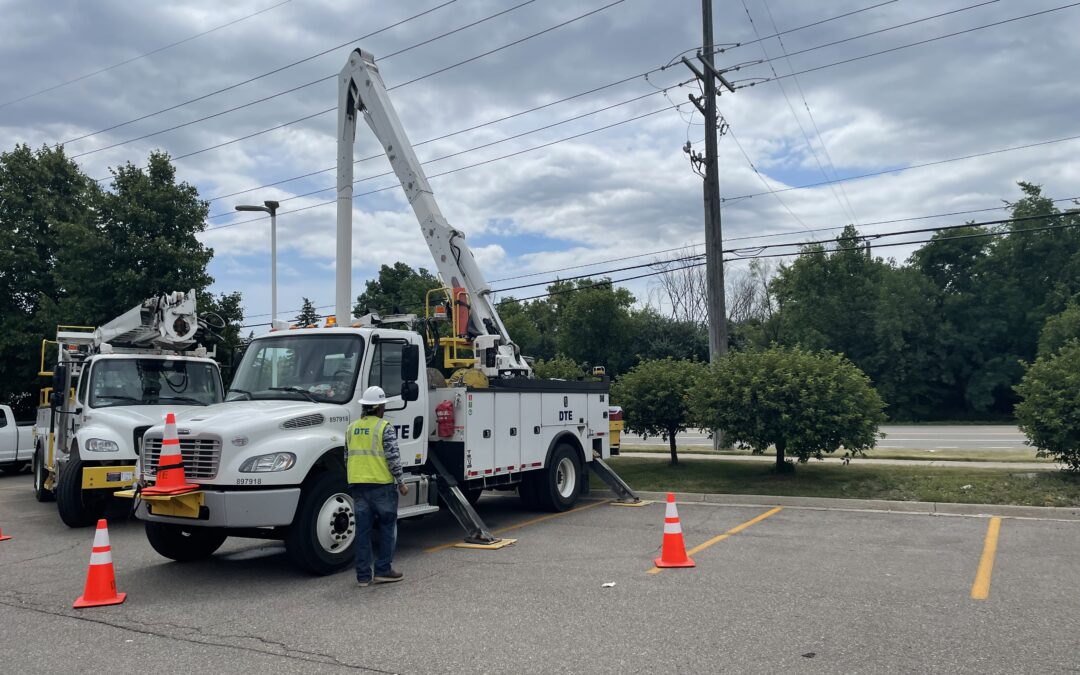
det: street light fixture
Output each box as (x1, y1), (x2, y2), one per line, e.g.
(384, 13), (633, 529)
(234, 200), (280, 323)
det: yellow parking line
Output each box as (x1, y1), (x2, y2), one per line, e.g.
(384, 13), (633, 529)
(971, 517), (1002, 600)
(649, 506), (783, 574)
(424, 499), (611, 553)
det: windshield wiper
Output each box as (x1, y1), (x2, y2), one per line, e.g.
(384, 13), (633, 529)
(158, 395), (208, 406)
(227, 388), (254, 400)
(96, 395), (139, 402)
(269, 386), (321, 403)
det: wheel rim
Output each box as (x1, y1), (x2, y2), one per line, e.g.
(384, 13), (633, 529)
(316, 492), (355, 554)
(555, 457), (577, 499)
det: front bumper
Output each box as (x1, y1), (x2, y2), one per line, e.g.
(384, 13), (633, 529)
(134, 487), (301, 528)
(81, 465), (137, 490)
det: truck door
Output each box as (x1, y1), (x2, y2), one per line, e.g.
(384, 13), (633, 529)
(364, 335), (428, 469)
(0, 405), (15, 463)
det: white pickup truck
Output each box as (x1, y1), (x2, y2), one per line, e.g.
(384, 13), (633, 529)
(0, 404), (34, 474)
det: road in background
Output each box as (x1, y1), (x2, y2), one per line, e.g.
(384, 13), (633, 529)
(624, 426), (1028, 452)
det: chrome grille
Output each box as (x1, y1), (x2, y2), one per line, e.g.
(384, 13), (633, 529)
(143, 435), (222, 480)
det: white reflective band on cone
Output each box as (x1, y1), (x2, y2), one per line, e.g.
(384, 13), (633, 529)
(92, 527), (110, 549)
(665, 501), (678, 518)
(88, 549), (113, 566)
(664, 522), (683, 534)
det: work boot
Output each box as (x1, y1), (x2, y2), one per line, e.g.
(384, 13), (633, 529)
(357, 578), (371, 588)
(374, 570), (403, 584)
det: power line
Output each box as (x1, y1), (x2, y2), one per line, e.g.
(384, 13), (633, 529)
(205, 80), (691, 218)
(723, 132), (1080, 202)
(758, 0), (861, 225)
(89, 0), (626, 181)
(204, 103), (685, 232)
(59, 1), (457, 146)
(0, 0), (294, 109)
(720, 116), (810, 232)
(240, 205), (1079, 321)
(739, 0), (858, 227)
(733, 1), (1080, 88)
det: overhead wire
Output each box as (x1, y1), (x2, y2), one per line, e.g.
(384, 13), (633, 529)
(0, 0), (295, 109)
(89, 0), (626, 182)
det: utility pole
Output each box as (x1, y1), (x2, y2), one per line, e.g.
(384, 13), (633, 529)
(683, 0), (735, 361)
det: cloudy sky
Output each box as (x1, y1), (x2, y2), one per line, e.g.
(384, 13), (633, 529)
(2, 0), (1078, 330)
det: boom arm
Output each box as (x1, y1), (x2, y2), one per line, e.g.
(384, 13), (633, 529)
(336, 48), (530, 376)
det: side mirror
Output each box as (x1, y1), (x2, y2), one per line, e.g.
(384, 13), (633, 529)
(400, 381), (420, 403)
(50, 365), (68, 407)
(401, 344), (420, 383)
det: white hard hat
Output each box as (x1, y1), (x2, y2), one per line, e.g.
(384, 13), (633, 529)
(359, 386), (390, 406)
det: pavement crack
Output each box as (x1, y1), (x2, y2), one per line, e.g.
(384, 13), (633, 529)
(0, 594), (395, 673)
(0, 540), (82, 565)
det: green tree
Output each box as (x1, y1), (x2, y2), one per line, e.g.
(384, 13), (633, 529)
(555, 279), (635, 375)
(295, 297), (320, 326)
(532, 354), (582, 380)
(1014, 341), (1080, 472)
(611, 358), (702, 465)
(353, 262), (440, 317)
(1037, 302), (1080, 358)
(690, 346), (886, 472)
(625, 309), (709, 364)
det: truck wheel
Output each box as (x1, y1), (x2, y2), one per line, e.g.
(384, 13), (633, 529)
(33, 447), (55, 502)
(56, 454), (108, 527)
(533, 443), (582, 512)
(285, 471), (355, 576)
(145, 522), (227, 562)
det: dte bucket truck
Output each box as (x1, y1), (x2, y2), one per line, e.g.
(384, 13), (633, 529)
(34, 291), (224, 527)
(131, 49), (638, 575)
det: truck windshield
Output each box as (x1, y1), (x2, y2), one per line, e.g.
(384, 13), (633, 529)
(88, 359), (223, 408)
(227, 334), (364, 404)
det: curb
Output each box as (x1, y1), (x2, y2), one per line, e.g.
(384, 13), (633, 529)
(598, 490), (1080, 521)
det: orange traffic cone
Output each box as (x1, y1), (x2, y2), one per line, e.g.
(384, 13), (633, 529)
(0, 526), (11, 541)
(654, 492), (695, 568)
(73, 519), (126, 608)
(142, 412), (199, 496)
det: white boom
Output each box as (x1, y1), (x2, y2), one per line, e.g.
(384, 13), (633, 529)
(94, 289), (199, 350)
(336, 48), (530, 377)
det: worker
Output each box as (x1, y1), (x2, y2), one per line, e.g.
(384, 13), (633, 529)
(346, 386), (408, 586)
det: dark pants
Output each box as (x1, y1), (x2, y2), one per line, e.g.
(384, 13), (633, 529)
(348, 483), (398, 581)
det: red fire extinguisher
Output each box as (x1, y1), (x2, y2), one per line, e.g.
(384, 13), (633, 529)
(435, 400), (455, 438)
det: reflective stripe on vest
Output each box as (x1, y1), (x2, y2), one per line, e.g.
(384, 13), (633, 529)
(346, 417), (393, 484)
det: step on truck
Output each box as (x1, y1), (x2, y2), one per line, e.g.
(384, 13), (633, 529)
(131, 48), (638, 574)
(34, 291), (225, 527)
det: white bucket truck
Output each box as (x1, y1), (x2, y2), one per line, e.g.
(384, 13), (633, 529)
(33, 291), (224, 527)
(131, 49), (638, 575)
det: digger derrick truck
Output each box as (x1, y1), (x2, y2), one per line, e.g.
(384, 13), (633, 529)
(131, 49), (638, 575)
(33, 291), (224, 527)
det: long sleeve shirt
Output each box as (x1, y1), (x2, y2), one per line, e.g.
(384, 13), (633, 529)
(381, 423), (404, 485)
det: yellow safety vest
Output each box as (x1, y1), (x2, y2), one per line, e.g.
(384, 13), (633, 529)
(346, 416), (393, 484)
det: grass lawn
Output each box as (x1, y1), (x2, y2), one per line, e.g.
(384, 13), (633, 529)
(607, 457), (1080, 507)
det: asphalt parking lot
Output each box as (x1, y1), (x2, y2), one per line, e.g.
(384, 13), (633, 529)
(2, 471), (1078, 674)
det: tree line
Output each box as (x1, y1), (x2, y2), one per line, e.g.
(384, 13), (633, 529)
(0, 145), (242, 417)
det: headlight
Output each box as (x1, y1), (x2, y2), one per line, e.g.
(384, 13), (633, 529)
(239, 452), (296, 473)
(85, 438), (119, 452)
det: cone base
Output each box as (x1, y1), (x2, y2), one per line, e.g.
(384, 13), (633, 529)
(73, 591), (126, 609)
(654, 556), (696, 568)
(0, 534), (11, 541)
(141, 483), (200, 496)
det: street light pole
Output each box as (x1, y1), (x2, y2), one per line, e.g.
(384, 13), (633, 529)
(234, 200), (281, 322)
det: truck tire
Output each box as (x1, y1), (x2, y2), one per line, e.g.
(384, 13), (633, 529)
(285, 470), (355, 576)
(145, 522), (227, 562)
(56, 454), (108, 527)
(32, 447), (55, 502)
(463, 487), (483, 505)
(533, 443), (582, 512)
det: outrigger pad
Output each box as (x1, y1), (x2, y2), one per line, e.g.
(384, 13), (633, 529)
(610, 500), (651, 507)
(453, 538), (517, 550)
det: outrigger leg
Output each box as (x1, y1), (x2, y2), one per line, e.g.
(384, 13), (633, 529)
(428, 454), (512, 548)
(589, 456), (642, 505)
